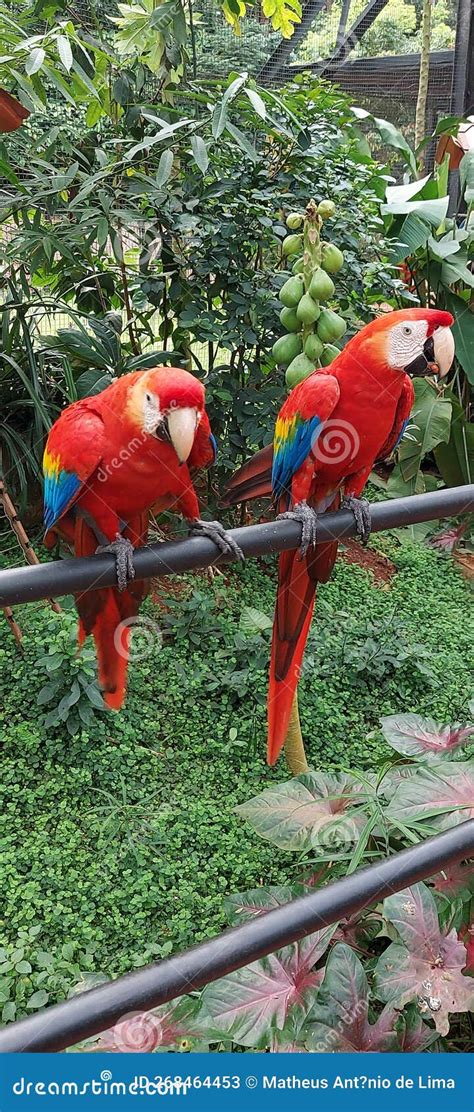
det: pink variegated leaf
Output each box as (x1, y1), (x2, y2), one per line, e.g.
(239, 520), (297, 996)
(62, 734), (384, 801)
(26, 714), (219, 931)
(429, 523), (465, 552)
(430, 862), (474, 899)
(236, 771), (369, 854)
(387, 762), (474, 831)
(77, 995), (200, 1053)
(381, 713), (473, 760)
(197, 926), (334, 1048)
(332, 910), (381, 950)
(224, 884), (308, 926)
(374, 883), (474, 1035)
(396, 1005), (438, 1052)
(304, 943), (400, 1052)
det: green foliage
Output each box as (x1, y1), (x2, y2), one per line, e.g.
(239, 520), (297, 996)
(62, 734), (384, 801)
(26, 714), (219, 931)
(353, 111), (474, 492)
(0, 69), (398, 499)
(0, 924), (97, 1025)
(36, 609), (106, 735)
(0, 543), (472, 1023)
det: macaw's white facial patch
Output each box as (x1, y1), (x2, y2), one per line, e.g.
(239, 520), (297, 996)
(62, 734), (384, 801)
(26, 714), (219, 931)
(142, 390), (162, 434)
(387, 319), (429, 369)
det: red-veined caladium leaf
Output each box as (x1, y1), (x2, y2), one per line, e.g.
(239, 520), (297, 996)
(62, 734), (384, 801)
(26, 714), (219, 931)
(396, 1005), (439, 1052)
(197, 926), (335, 1048)
(235, 772), (369, 853)
(82, 995), (200, 1052)
(332, 910), (382, 950)
(224, 884), (308, 926)
(304, 943), (401, 1052)
(374, 882), (474, 1035)
(386, 761), (474, 831)
(429, 861), (474, 899)
(381, 713), (473, 759)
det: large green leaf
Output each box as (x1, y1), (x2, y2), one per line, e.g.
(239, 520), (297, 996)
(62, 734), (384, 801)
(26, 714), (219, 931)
(372, 116), (417, 175)
(434, 391), (474, 485)
(444, 291), (474, 385)
(460, 149), (474, 205)
(398, 379), (452, 483)
(197, 926), (334, 1048)
(305, 944), (402, 1053)
(385, 174), (431, 205)
(235, 772), (369, 854)
(381, 196), (449, 227)
(442, 252), (474, 288)
(390, 213), (431, 262)
(212, 72), (248, 140)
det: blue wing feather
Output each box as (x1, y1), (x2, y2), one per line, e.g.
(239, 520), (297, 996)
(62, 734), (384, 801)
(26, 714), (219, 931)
(272, 414), (322, 502)
(43, 463), (82, 530)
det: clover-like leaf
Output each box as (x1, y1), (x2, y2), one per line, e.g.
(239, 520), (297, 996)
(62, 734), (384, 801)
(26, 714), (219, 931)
(381, 713), (473, 759)
(236, 772), (369, 853)
(305, 943), (400, 1052)
(197, 926), (334, 1048)
(386, 762), (474, 831)
(374, 883), (474, 1035)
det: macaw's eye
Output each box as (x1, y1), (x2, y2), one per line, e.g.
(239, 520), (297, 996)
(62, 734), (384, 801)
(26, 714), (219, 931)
(146, 392), (152, 402)
(403, 326), (412, 336)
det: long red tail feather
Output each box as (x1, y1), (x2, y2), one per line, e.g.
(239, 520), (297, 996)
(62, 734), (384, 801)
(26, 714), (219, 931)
(74, 512), (149, 711)
(267, 496), (340, 765)
(222, 444), (273, 506)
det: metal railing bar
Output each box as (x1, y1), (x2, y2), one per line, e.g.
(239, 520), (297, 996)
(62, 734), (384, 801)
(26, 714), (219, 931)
(0, 486), (472, 608)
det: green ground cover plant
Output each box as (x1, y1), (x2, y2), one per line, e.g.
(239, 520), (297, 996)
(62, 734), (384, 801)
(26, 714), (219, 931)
(0, 540), (472, 1026)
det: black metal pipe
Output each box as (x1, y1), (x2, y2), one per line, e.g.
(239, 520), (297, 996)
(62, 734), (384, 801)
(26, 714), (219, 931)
(0, 487), (472, 607)
(1, 820), (473, 1053)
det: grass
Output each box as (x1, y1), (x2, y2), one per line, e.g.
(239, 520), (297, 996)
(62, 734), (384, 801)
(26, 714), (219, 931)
(0, 535), (472, 1014)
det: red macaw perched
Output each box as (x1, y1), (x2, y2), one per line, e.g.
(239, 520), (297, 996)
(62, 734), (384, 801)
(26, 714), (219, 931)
(224, 309), (455, 765)
(43, 367), (242, 709)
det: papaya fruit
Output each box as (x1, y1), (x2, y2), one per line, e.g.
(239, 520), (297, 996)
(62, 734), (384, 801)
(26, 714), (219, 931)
(317, 199), (336, 220)
(321, 242), (344, 274)
(292, 256), (304, 275)
(279, 274), (305, 308)
(279, 306), (299, 332)
(304, 332), (324, 361)
(282, 233), (303, 257)
(286, 211), (303, 230)
(317, 308), (347, 344)
(285, 353), (316, 389)
(309, 268), (335, 302)
(320, 344), (340, 366)
(272, 332), (303, 366)
(296, 292), (320, 325)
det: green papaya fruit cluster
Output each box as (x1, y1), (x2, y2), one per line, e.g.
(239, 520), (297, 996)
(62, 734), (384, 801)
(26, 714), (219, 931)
(272, 201), (347, 389)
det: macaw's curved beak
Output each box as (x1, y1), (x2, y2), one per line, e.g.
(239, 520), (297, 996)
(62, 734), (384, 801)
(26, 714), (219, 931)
(405, 326), (455, 379)
(166, 406), (198, 463)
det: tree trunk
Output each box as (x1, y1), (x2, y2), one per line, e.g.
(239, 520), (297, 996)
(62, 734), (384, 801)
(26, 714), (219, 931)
(414, 0), (432, 161)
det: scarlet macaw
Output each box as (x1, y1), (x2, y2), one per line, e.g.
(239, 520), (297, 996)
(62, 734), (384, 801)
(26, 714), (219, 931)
(43, 367), (242, 709)
(224, 308), (455, 765)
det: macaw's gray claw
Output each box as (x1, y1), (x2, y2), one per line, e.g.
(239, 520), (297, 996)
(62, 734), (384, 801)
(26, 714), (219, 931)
(342, 495), (372, 545)
(96, 534), (136, 591)
(190, 519), (245, 562)
(277, 500), (319, 557)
